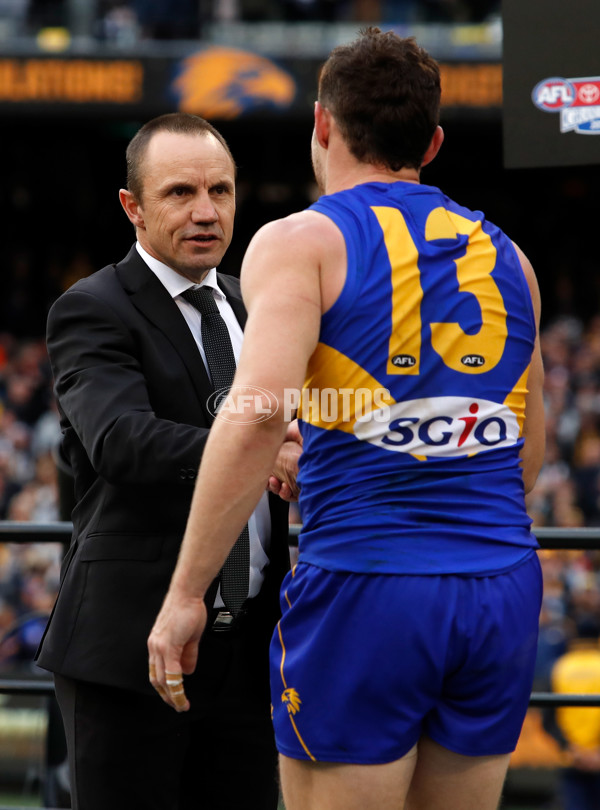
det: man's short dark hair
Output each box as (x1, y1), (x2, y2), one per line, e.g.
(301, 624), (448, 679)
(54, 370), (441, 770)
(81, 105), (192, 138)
(318, 27), (441, 171)
(126, 113), (236, 201)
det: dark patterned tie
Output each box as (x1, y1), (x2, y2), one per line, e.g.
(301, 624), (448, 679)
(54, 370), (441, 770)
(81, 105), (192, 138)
(181, 285), (250, 616)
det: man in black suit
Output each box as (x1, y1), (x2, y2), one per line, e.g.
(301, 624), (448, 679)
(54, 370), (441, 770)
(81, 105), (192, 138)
(36, 113), (297, 810)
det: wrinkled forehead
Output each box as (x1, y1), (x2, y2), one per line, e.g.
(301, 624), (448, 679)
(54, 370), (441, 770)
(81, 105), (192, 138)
(143, 131), (236, 181)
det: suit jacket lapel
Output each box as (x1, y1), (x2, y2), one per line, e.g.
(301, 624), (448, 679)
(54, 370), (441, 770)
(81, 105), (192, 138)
(115, 247), (214, 419)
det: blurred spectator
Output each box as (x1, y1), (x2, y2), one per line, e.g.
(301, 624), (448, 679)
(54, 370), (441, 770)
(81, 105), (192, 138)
(7, 451), (59, 523)
(573, 433), (600, 525)
(0, 0), (29, 35)
(132, 0), (200, 38)
(544, 618), (600, 810)
(0, 536), (61, 673)
(534, 551), (570, 687)
(26, 0), (66, 31)
(95, 1), (139, 44)
(0, 543), (59, 672)
(31, 399), (61, 460)
(0, 464), (21, 519)
(0, 410), (35, 487)
(282, 0), (344, 22)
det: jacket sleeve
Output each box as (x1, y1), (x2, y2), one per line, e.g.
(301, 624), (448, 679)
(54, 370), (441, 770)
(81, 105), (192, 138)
(47, 287), (209, 486)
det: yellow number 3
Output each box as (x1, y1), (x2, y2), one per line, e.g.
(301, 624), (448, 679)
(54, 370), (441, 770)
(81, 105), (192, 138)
(372, 205), (508, 375)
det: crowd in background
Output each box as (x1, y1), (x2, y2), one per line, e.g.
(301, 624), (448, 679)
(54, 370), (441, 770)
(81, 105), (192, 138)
(3, 0), (501, 42)
(0, 334), (62, 673)
(93, 0), (501, 34)
(530, 315), (600, 690)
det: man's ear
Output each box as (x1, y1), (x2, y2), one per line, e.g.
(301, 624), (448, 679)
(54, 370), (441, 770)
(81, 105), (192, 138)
(119, 188), (144, 228)
(314, 101), (332, 149)
(421, 126), (444, 168)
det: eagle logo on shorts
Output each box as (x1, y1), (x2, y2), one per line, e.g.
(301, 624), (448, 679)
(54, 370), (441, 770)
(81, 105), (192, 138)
(172, 47), (296, 119)
(282, 687), (302, 715)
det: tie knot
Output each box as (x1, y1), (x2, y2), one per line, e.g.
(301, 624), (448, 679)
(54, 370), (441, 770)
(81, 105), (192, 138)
(181, 286), (219, 316)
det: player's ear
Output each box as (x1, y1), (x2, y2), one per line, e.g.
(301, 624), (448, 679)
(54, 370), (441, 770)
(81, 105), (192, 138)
(119, 188), (145, 228)
(421, 126), (444, 168)
(314, 101), (331, 149)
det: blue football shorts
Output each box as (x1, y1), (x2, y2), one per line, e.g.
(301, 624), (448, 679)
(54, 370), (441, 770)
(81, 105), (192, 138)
(270, 551), (542, 764)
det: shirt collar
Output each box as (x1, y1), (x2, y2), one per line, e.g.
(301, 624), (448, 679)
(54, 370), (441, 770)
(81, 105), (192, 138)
(136, 242), (224, 300)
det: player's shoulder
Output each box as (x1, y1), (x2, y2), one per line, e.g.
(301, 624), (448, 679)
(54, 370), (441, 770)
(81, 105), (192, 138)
(247, 211), (345, 277)
(253, 209), (342, 248)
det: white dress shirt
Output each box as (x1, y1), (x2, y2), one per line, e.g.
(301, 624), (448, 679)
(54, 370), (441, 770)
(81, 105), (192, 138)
(136, 243), (271, 604)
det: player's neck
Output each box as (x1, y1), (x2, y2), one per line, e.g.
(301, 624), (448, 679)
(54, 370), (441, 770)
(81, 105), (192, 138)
(324, 158), (420, 195)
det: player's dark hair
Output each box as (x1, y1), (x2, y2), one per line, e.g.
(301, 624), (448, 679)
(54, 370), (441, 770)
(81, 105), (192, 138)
(126, 112), (236, 201)
(318, 27), (441, 171)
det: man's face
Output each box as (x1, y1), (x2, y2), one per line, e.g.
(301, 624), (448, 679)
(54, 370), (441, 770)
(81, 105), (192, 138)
(127, 131), (236, 283)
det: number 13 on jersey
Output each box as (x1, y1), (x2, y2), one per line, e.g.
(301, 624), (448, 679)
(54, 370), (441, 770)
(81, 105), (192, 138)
(372, 205), (508, 376)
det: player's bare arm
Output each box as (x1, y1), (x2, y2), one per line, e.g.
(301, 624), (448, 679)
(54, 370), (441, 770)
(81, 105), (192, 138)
(148, 210), (345, 710)
(513, 241), (545, 493)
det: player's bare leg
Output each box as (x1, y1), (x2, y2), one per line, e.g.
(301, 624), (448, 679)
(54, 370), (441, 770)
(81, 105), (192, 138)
(405, 736), (511, 810)
(279, 745), (418, 810)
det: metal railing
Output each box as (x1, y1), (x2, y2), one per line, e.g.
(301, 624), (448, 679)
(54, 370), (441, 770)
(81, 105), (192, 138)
(1, 521), (599, 707)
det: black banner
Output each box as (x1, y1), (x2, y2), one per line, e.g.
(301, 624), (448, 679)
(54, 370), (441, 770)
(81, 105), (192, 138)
(503, 0), (600, 168)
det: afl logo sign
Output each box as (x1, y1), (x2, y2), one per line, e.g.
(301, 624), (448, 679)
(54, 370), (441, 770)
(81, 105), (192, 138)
(532, 78), (575, 111)
(532, 75), (600, 135)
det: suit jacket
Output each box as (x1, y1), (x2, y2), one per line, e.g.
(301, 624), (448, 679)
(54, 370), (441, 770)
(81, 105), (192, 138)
(36, 245), (290, 694)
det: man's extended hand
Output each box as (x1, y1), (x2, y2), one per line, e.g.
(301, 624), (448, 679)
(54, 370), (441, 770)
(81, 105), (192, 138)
(269, 419), (302, 501)
(147, 592), (207, 711)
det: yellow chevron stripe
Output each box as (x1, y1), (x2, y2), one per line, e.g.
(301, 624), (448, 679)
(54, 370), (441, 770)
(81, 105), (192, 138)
(504, 364), (530, 437)
(299, 343), (396, 432)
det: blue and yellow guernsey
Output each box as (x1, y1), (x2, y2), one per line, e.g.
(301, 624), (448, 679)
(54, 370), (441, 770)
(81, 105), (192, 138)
(296, 181), (538, 575)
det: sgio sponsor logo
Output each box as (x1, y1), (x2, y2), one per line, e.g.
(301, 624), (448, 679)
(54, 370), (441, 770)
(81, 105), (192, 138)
(353, 396), (520, 458)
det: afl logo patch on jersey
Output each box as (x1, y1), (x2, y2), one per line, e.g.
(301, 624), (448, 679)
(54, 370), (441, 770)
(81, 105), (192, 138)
(461, 354), (485, 367)
(353, 396), (520, 459)
(391, 354), (416, 368)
